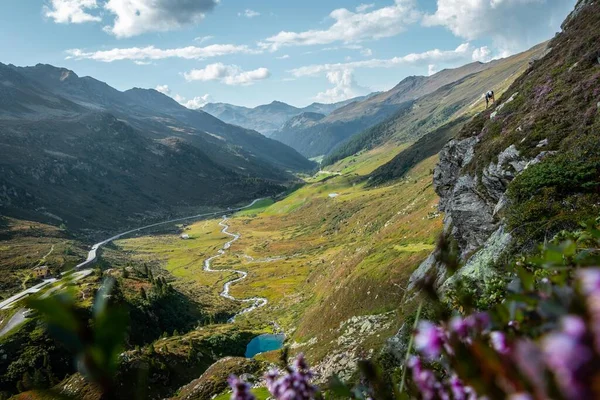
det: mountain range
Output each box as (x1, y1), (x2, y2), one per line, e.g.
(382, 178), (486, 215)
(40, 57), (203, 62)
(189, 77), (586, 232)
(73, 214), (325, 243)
(0, 63), (314, 230)
(271, 44), (546, 160)
(201, 96), (371, 137)
(324, 42), (548, 166)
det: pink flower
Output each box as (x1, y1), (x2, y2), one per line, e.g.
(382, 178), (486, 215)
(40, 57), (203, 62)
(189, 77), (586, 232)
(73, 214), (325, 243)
(490, 331), (510, 355)
(415, 321), (446, 359)
(578, 268), (600, 296)
(561, 315), (587, 339)
(228, 375), (256, 400)
(265, 354), (316, 400)
(449, 316), (470, 341)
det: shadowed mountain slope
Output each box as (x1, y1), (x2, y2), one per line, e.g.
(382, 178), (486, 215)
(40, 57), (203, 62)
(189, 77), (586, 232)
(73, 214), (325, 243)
(0, 64), (314, 230)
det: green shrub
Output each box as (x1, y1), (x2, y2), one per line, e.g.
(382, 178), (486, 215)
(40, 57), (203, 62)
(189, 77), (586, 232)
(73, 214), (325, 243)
(507, 153), (600, 244)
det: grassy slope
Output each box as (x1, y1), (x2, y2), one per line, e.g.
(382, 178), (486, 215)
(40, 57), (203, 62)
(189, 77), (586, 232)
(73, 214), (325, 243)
(368, 116), (469, 185)
(0, 217), (85, 300)
(113, 152), (442, 366)
(323, 43), (547, 167)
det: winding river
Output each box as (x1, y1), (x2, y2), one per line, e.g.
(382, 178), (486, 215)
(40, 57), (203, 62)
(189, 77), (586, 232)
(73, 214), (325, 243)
(204, 217), (268, 322)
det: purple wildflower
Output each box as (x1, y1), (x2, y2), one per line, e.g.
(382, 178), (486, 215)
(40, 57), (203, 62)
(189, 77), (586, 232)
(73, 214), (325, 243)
(463, 312), (491, 333)
(408, 356), (439, 400)
(561, 315), (587, 339)
(512, 340), (548, 398)
(578, 268), (600, 295)
(541, 332), (592, 399)
(265, 354), (317, 400)
(228, 375), (256, 400)
(415, 321), (446, 359)
(508, 394), (533, 400)
(578, 269), (600, 353)
(448, 375), (473, 400)
(490, 331), (510, 355)
(472, 312), (491, 331)
(449, 316), (471, 341)
(293, 353), (310, 372)
(265, 369), (280, 394)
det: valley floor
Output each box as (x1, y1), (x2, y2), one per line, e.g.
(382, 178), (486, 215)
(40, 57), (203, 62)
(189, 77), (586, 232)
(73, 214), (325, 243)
(0, 143), (443, 398)
(110, 149), (442, 380)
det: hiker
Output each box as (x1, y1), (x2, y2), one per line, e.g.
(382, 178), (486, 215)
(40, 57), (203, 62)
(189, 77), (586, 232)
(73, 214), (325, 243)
(485, 90), (495, 108)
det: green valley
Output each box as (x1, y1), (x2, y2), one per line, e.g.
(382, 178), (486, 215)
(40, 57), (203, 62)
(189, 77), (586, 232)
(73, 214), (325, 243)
(1, 1), (598, 399)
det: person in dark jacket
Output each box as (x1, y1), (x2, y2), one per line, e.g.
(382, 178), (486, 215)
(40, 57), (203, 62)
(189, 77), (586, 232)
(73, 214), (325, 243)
(485, 90), (496, 108)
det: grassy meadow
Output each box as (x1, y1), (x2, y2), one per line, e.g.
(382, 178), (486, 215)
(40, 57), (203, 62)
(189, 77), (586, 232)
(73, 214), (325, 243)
(112, 149), (443, 363)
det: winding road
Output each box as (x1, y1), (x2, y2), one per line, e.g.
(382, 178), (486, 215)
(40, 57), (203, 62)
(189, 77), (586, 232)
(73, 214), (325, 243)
(203, 217), (268, 322)
(0, 199), (266, 336)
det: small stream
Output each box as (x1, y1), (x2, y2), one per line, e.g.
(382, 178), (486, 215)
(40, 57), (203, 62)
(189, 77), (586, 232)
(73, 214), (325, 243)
(203, 217), (268, 322)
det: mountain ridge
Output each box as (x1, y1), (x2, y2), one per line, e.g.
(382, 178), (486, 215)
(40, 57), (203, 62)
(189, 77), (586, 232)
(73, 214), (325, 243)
(201, 95), (371, 137)
(0, 63), (314, 230)
(270, 60), (501, 158)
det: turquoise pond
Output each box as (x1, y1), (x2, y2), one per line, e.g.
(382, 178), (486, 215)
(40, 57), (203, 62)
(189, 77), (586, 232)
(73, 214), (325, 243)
(245, 334), (285, 358)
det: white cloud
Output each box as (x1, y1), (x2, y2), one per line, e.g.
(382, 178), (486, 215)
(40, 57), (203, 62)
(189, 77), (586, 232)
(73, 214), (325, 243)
(182, 94), (211, 109)
(103, 0), (218, 38)
(155, 84), (171, 94)
(194, 35), (214, 43)
(259, 0), (420, 51)
(472, 46), (492, 62)
(66, 44), (258, 62)
(183, 63), (271, 86)
(290, 43), (474, 77)
(427, 64), (437, 76)
(43, 0), (101, 24)
(239, 9), (260, 18)
(315, 69), (369, 103)
(155, 85), (210, 109)
(361, 48), (373, 57)
(276, 54), (290, 60)
(356, 3), (375, 12)
(423, 0), (575, 54)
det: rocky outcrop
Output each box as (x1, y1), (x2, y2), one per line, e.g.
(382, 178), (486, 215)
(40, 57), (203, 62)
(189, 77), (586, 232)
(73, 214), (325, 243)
(409, 113), (548, 290)
(562, 0), (595, 30)
(434, 137), (478, 211)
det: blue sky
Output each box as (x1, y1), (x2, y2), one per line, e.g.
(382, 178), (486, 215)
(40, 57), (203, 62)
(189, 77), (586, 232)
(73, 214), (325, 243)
(1, 0), (576, 108)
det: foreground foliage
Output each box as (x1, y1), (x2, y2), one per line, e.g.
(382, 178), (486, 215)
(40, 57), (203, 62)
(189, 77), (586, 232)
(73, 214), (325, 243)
(224, 219), (600, 399)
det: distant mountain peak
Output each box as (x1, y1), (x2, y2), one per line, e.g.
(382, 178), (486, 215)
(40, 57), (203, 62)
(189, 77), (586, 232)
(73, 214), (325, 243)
(29, 63), (79, 80)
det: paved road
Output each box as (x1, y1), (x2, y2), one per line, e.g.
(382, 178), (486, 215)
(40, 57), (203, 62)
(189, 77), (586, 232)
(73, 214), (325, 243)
(0, 308), (26, 337)
(0, 199), (265, 336)
(204, 217), (268, 322)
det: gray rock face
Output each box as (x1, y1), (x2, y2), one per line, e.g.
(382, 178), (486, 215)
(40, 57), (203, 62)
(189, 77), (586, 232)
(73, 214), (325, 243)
(482, 145), (528, 202)
(409, 134), (544, 291)
(441, 225), (513, 291)
(434, 137), (478, 211)
(446, 175), (497, 257)
(407, 253), (445, 291)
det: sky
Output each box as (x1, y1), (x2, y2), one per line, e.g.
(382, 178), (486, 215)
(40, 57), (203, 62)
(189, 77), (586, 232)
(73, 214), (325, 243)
(0, 0), (576, 108)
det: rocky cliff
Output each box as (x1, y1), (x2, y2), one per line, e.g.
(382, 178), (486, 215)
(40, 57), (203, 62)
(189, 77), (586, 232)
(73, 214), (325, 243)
(408, 0), (600, 291)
